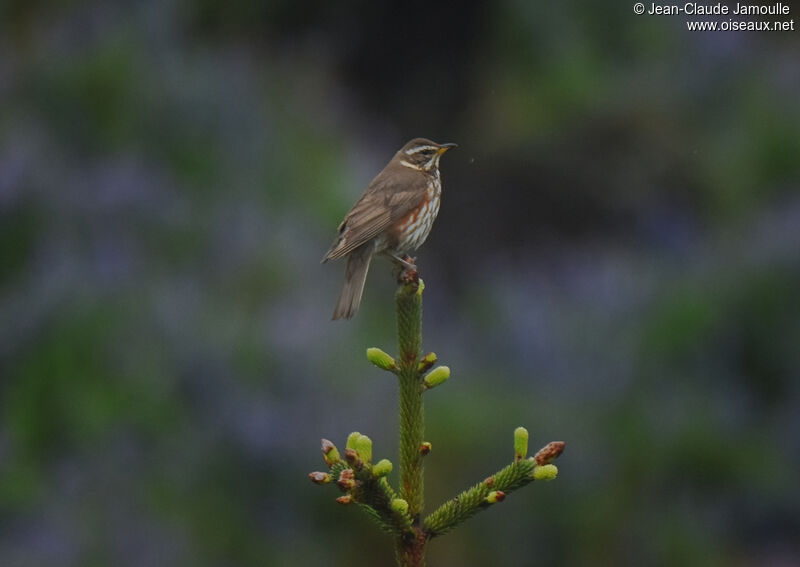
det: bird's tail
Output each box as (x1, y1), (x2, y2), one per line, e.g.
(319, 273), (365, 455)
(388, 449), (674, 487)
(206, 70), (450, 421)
(332, 244), (373, 320)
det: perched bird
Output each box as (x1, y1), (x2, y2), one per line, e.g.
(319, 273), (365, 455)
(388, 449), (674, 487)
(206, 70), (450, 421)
(323, 138), (457, 319)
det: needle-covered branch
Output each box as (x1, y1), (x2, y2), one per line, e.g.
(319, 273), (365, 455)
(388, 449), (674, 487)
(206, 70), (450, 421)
(395, 277), (426, 522)
(309, 275), (565, 567)
(423, 434), (565, 538)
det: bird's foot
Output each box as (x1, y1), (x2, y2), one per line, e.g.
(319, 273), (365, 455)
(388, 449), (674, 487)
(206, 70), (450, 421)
(398, 264), (419, 286)
(390, 254), (419, 285)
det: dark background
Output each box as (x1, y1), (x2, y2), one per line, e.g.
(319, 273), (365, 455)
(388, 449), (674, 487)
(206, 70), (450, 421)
(2, 1), (799, 565)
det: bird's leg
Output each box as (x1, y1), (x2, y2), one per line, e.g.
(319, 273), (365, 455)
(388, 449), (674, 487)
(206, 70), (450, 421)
(386, 253), (417, 271)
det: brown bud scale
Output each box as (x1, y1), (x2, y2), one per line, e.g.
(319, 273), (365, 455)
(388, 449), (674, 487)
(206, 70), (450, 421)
(534, 441), (566, 466)
(308, 471), (330, 484)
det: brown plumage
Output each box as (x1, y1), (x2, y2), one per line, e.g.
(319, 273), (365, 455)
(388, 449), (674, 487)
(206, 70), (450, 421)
(323, 138), (456, 319)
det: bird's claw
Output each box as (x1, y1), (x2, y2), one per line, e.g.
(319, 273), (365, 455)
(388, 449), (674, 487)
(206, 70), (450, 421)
(398, 264), (419, 286)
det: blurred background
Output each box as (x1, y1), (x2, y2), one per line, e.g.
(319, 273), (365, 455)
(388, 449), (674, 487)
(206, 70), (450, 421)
(2, 1), (799, 565)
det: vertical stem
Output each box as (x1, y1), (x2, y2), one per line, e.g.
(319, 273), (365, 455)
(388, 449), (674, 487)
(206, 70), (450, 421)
(395, 530), (427, 567)
(395, 279), (427, 566)
(396, 281), (424, 518)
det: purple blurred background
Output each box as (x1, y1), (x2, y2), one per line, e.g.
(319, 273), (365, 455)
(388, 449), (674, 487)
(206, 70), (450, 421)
(1, 1), (799, 565)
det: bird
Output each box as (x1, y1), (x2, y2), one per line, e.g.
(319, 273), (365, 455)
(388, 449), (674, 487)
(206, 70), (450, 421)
(322, 138), (457, 320)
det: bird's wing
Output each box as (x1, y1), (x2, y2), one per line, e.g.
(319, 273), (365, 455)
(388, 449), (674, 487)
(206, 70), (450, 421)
(323, 166), (428, 261)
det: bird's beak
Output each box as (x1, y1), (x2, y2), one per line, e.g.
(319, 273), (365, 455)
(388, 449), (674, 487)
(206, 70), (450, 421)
(437, 143), (458, 154)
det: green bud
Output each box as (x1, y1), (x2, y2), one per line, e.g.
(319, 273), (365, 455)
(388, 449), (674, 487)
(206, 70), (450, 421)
(372, 459), (393, 477)
(514, 426), (529, 461)
(423, 366), (450, 389)
(308, 471), (331, 484)
(321, 439), (341, 467)
(391, 498), (409, 515)
(533, 464), (559, 481)
(417, 352), (438, 373)
(417, 279), (425, 296)
(366, 347), (397, 371)
(354, 434), (373, 464)
(485, 490), (506, 504)
(346, 432), (361, 451)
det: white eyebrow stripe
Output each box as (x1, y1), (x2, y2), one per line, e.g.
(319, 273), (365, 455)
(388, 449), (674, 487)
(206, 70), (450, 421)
(400, 159), (423, 170)
(405, 145), (438, 155)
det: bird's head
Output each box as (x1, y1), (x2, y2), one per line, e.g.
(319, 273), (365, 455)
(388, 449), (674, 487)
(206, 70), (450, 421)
(397, 138), (457, 172)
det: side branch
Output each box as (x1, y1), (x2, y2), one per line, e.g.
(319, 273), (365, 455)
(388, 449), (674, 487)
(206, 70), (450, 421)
(311, 437), (416, 538)
(423, 440), (565, 538)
